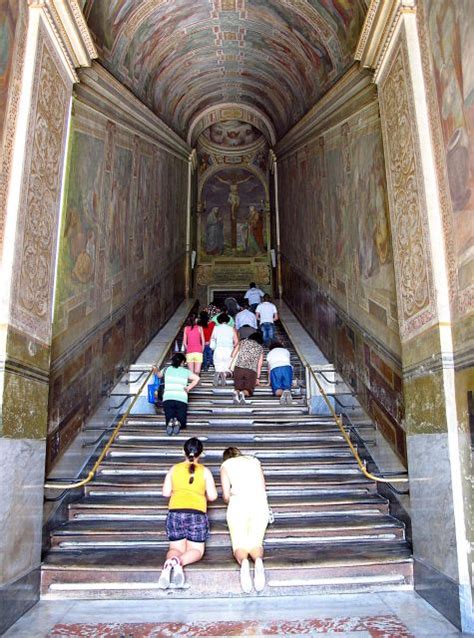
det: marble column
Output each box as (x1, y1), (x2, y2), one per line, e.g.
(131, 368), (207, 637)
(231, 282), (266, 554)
(0, 2), (96, 632)
(357, 0), (473, 631)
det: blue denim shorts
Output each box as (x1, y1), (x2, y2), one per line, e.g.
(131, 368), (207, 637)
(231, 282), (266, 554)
(270, 365), (293, 393)
(166, 510), (209, 543)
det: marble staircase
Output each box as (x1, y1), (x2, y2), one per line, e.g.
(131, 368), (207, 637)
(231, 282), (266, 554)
(41, 324), (413, 599)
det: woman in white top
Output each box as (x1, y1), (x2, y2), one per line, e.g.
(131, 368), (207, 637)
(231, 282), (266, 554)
(267, 340), (293, 404)
(210, 314), (239, 386)
(220, 447), (269, 593)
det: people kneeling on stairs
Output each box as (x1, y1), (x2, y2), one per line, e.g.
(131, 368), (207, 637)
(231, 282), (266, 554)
(155, 353), (200, 436)
(230, 332), (264, 404)
(210, 312), (239, 387)
(220, 447), (269, 593)
(158, 438), (218, 589)
(267, 340), (293, 405)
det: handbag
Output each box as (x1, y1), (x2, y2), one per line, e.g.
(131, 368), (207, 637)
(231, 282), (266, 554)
(147, 373), (162, 404)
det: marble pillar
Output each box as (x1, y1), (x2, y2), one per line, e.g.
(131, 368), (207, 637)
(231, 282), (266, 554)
(357, 0), (473, 630)
(0, 2), (95, 633)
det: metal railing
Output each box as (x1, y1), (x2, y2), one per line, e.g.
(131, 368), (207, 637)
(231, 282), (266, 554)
(278, 316), (409, 486)
(44, 337), (182, 492)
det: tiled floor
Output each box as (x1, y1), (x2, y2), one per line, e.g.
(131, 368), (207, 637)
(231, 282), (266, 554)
(4, 591), (463, 637)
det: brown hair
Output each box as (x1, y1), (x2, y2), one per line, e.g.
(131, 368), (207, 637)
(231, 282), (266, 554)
(223, 446), (242, 462)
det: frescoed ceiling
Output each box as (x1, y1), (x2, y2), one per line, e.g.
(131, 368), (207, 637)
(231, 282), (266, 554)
(83, 0), (368, 141)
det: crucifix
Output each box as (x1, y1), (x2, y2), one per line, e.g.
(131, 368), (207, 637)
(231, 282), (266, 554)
(216, 173), (251, 250)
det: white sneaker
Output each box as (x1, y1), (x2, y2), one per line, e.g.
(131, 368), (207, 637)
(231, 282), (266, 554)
(172, 562), (185, 588)
(240, 558), (252, 593)
(158, 562), (172, 589)
(254, 557), (266, 592)
(233, 390), (240, 404)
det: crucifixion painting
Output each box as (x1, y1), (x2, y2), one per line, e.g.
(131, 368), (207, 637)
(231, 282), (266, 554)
(201, 169), (266, 258)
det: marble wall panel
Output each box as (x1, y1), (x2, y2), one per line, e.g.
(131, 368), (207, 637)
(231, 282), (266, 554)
(282, 259), (406, 464)
(0, 438), (46, 586)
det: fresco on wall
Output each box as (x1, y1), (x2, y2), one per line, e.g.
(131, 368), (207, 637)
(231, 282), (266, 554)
(57, 130), (104, 301)
(426, 0), (474, 294)
(201, 169), (266, 258)
(0, 0), (19, 145)
(85, 0), (367, 137)
(50, 97), (188, 468)
(279, 115), (397, 352)
(202, 121), (262, 148)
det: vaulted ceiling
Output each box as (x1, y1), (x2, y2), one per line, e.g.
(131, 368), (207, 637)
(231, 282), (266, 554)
(84, 0), (367, 142)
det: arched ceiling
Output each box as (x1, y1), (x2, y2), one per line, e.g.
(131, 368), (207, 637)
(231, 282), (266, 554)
(84, 0), (368, 142)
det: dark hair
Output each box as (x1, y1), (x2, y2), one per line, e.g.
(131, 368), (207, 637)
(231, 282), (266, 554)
(171, 353), (186, 367)
(217, 313), (230, 324)
(184, 437), (204, 483)
(263, 294), (271, 302)
(248, 332), (263, 345)
(186, 314), (196, 328)
(269, 340), (283, 350)
(249, 282), (256, 288)
(223, 446), (242, 462)
(198, 311), (209, 328)
(240, 300), (249, 309)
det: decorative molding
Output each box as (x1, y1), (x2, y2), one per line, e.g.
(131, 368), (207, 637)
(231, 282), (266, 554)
(10, 24), (71, 344)
(75, 63), (190, 160)
(29, 0), (97, 80)
(275, 65), (376, 157)
(355, 0), (415, 75)
(378, 37), (436, 340)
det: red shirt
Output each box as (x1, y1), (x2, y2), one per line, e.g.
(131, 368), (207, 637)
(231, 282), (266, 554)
(202, 323), (215, 343)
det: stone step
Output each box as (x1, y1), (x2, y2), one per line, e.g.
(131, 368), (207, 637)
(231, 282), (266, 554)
(50, 514), (405, 549)
(68, 493), (390, 521)
(85, 475), (377, 498)
(41, 542), (413, 599)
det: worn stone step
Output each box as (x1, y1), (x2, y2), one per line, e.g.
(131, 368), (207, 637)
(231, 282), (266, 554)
(69, 493), (390, 522)
(50, 514), (405, 549)
(41, 542), (413, 599)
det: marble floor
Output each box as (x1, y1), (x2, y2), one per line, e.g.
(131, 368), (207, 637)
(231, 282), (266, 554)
(3, 591), (466, 637)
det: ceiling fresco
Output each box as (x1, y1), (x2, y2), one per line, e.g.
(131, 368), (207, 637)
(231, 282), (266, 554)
(84, 0), (367, 141)
(201, 120), (263, 148)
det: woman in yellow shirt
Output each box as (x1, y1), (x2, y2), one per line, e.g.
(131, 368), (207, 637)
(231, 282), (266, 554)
(158, 438), (217, 589)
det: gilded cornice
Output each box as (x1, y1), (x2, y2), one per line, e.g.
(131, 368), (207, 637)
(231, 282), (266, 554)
(29, 1), (97, 80)
(355, 0), (416, 74)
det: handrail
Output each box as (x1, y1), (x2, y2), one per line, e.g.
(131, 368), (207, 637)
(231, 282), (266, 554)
(44, 327), (182, 490)
(278, 316), (408, 485)
(44, 366), (155, 490)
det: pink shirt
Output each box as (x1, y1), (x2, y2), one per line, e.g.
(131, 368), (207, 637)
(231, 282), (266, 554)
(184, 325), (204, 353)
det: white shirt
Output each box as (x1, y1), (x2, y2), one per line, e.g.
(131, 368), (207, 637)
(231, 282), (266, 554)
(244, 287), (264, 305)
(267, 347), (291, 371)
(235, 309), (258, 330)
(212, 323), (235, 349)
(222, 455), (267, 504)
(256, 301), (277, 324)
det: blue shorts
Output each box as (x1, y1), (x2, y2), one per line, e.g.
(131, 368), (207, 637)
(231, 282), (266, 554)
(270, 365), (293, 394)
(166, 510), (209, 543)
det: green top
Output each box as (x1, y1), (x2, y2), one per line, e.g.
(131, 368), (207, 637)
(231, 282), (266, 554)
(163, 366), (191, 403)
(211, 313), (235, 327)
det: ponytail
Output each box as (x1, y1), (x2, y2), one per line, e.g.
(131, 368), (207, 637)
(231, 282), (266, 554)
(183, 437), (203, 484)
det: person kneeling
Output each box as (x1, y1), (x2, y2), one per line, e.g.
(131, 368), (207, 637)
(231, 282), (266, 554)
(220, 447), (269, 593)
(158, 438), (217, 589)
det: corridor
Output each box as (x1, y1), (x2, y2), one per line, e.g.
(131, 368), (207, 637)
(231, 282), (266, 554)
(0, 0), (472, 635)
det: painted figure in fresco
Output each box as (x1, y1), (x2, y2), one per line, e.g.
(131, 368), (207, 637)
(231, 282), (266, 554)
(428, 0), (473, 212)
(247, 206), (265, 255)
(205, 206), (224, 255)
(206, 121), (260, 148)
(72, 230), (96, 284)
(216, 173), (251, 250)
